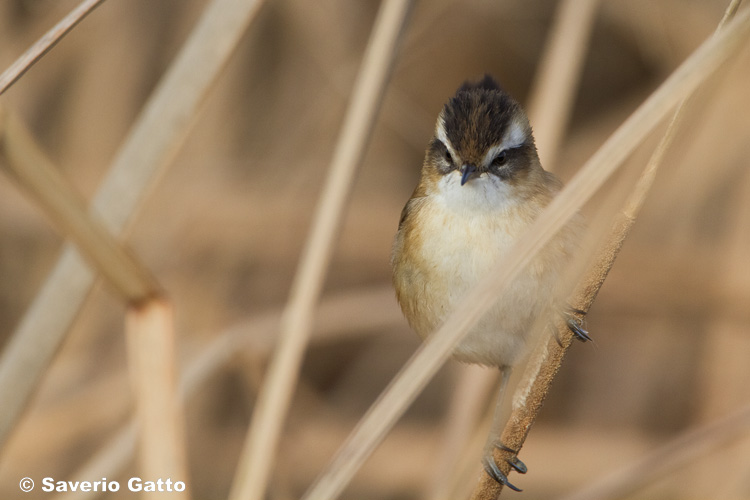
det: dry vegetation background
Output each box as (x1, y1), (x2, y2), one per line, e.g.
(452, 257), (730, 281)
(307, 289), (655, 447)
(0, 0), (749, 499)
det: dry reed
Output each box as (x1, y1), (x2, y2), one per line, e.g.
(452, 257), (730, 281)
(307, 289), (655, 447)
(0, 0), (264, 451)
(228, 1), (414, 498)
(429, 2), (601, 497)
(471, 2), (744, 498)
(302, 9), (750, 500)
(0, 107), (189, 497)
(0, 110), (160, 302)
(57, 285), (400, 500)
(527, 0), (601, 169)
(555, 403), (750, 500)
(427, 365), (498, 500)
(125, 299), (190, 500)
(1, 3), (748, 499)
(60, 424), (137, 500)
(0, 0), (106, 95)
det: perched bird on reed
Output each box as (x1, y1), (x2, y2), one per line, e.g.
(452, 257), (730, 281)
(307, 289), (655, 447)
(391, 75), (587, 491)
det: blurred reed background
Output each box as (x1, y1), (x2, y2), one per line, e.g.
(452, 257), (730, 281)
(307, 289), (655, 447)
(0, 0), (749, 499)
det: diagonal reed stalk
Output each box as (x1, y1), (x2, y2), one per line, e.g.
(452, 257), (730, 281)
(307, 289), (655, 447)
(0, 110), (161, 302)
(471, 2), (744, 498)
(0, 0), (107, 95)
(60, 423), (137, 500)
(58, 286), (399, 500)
(227, 1), (414, 499)
(554, 403), (750, 500)
(0, 98), (189, 499)
(430, 2), (600, 498)
(301, 8), (750, 500)
(0, 0), (264, 452)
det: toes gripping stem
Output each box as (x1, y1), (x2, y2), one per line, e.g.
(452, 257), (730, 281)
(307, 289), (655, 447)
(482, 456), (522, 492)
(482, 444), (527, 492)
(565, 308), (591, 342)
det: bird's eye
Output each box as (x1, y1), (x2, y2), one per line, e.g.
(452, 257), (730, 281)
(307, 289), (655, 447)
(492, 151), (507, 166)
(444, 149), (453, 164)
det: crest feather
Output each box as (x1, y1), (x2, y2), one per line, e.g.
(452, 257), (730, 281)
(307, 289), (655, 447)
(456, 74), (503, 94)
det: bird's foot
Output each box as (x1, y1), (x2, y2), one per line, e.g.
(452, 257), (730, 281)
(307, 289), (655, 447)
(482, 443), (526, 492)
(564, 307), (591, 342)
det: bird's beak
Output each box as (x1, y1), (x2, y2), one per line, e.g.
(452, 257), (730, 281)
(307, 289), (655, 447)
(460, 164), (478, 186)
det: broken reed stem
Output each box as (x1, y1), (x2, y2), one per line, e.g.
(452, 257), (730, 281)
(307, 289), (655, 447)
(0, 0), (264, 452)
(471, 3), (745, 499)
(0, 111), (188, 499)
(0, 109), (161, 303)
(227, 2), (414, 499)
(59, 286), (400, 500)
(302, 9), (750, 500)
(125, 299), (190, 500)
(0, 0), (107, 95)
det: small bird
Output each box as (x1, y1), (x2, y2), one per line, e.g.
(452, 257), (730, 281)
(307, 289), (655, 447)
(391, 75), (587, 490)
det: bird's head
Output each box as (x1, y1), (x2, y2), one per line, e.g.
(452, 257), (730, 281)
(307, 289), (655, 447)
(420, 75), (545, 209)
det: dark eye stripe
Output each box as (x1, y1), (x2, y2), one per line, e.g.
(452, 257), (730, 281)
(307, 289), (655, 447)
(430, 138), (446, 154)
(430, 139), (457, 175)
(491, 150), (507, 166)
(488, 144), (524, 164)
(488, 144), (533, 180)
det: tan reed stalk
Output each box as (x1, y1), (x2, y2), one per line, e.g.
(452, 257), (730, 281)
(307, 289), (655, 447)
(125, 299), (190, 500)
(180, 286), (400, 391)
(0, 110), (189, 499)
(428, 366), (499, 500)
(430, 2), (601, 497)
(301, 10), (750, 500)
(471, 3), (744, 498)
(0, 0), (107, 95)
(227, 1), (415, 499)
(0, 0), (265, 451)
(624, 0), (742, 224)
(527, 0), (600, 169)
(60, 423), (137, 500)
(60, 286), (400, 500)
(0, 110), (161, 302)
(554, 403), (750, 500)
(450, 399), (499, 500)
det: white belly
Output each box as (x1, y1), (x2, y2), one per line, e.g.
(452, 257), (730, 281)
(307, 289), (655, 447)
(394, 179), (566, 367)
(426, 216), (554, 365)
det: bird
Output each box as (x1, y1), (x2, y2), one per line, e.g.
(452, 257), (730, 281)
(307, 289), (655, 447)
(391, 75), (587, 491)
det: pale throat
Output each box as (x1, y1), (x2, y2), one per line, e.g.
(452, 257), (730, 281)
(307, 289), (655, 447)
(432, 115), (529, 214)
(434, 173), (518, 214)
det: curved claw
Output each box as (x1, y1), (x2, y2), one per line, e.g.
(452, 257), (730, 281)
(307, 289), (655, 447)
(494, 444), (527, 474)
(563, 307), (591, 342)
(482, 456), (522, 492)
(506, 455), (527, 474)
(566, 317), (592, 342)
